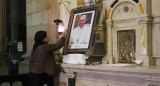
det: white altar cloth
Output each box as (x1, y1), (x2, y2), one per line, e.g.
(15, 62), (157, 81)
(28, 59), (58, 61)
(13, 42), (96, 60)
(62, 54), (88, 64)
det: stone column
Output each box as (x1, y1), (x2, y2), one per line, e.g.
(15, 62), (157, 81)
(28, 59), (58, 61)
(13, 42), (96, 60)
(102, 20), (115, 64)
(137, 16), (154, 66)
(10, 0), (19, 60)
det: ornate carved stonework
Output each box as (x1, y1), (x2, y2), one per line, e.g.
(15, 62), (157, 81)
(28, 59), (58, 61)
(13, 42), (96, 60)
(118, 30), (135, 63)
(137, 15), (153, 24)
(66, 72), (77, 78)
(104, 0), (155, 65)
(112, 2), (139, 21)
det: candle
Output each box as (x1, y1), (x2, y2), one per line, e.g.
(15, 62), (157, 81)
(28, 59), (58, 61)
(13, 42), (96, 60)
(58, 23), (65, 33)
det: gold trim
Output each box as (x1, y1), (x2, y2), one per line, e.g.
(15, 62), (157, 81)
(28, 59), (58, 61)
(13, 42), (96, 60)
(141, 26), (146, 48)
(119, 0), (122, 2)
(63, 3), (103, 54)
(107, 8), (112, 19)
(138, 2), (144, 14)
(77, 0), (85, 7)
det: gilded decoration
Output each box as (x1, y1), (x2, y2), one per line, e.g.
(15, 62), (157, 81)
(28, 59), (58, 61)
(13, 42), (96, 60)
(118, 30), (135, 63)
(77, 0), (85, 6)
(62, 3), (102, 54)
(107, 8), (112, 19)
(138, 2), (144, 14)
(141, 26), (146, 48)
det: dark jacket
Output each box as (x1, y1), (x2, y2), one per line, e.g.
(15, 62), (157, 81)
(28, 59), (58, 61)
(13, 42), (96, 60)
(29, 37), (65, 75)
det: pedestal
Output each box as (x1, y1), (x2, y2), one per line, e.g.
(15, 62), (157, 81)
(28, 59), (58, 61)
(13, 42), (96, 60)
(66, 72), (76, 86)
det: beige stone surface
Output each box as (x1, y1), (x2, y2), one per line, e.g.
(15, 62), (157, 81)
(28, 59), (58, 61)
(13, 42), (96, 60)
(42, 11), (49, 24)
(70, 0), (77, 9)
(31, 12), (43, 26)
(48, 24), (57, 44)
(37, 24), (48, 32)
(26, 0), (51, 51)
(152, 22), (160, 65)
(27, 26), (38, 51)
(59, 0), (70, 30)
(152, 24), (160, 56)
(26, 0), (59, 51)
(155, 58), (160, 65)
(26, 0), (31, 2)
(26, 1), (36, 14)
(36, 0), (48, 12)
(152, 0), (160, 16)
(27, 14), (32, 27)
(48, 0), (59, 44)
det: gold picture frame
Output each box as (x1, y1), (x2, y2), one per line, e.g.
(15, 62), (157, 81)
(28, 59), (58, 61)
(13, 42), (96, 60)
(63, 3), (102, 55)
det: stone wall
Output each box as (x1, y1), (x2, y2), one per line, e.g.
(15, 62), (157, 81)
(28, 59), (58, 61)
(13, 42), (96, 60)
(26, 0), (59, 52)
(152, 0), (160, 65)
(59, 0), (76, 31)
(22, 0), (60, 65)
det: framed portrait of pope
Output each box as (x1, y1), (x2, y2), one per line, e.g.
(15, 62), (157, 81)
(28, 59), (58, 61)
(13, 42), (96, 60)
(63, 3), (102, 54)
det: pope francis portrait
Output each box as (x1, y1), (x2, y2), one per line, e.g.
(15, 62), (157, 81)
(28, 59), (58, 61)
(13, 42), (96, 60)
(68, 15), (92, 49)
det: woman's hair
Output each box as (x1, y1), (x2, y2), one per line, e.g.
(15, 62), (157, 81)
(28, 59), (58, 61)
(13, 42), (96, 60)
(33, 31), (47, 50)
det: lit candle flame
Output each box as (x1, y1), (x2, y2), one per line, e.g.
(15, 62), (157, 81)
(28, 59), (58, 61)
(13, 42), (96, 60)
(58, 23), (65, 32)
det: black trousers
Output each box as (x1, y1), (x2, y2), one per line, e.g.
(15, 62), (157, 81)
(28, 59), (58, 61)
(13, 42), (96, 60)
(29, 72), (54, 86)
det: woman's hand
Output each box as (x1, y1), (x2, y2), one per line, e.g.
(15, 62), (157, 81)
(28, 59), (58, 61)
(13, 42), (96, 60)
(61, 31), (66, 37)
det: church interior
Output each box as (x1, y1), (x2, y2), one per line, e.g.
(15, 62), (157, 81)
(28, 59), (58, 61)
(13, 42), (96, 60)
(0, 0), (160, 86)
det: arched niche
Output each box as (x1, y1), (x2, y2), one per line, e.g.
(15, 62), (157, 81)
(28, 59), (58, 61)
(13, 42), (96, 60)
(111, 1), (140, 20)
(103, 0), (154, 66)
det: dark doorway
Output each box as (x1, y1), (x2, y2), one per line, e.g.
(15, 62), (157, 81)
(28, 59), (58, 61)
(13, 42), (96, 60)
(5, 0), (26, 60)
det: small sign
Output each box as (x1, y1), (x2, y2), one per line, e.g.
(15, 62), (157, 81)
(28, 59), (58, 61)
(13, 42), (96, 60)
(17, 42), (23, 52)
